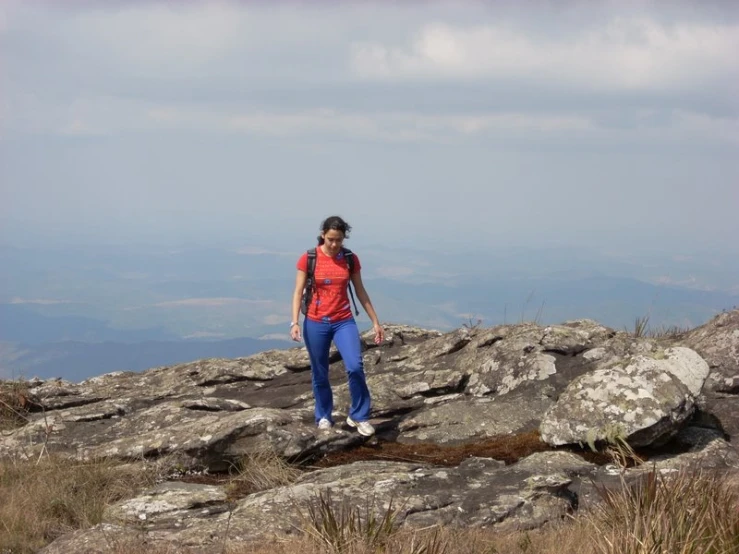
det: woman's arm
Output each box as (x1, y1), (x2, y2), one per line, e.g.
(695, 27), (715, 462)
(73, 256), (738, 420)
(351, 270), (385, 344)
(290, 270), (307, 341)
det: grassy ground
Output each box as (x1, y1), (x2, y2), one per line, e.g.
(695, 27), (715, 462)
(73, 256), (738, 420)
(0, 381), (33, 432)
(0, 456), (157, 553)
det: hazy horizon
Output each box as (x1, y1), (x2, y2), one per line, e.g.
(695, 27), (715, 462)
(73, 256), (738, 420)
(2, 1), (738, 380)
(2, 237), (737, 381)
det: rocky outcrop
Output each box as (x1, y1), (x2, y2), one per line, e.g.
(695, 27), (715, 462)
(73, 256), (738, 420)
(683, 309), (739, 449)
(540, 347), (710, 447)
(2, 313), (738, 553)
(101, 453), (588, 546)
(684, 309), (739, 396)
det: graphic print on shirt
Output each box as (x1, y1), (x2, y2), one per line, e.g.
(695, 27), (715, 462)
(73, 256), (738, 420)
(297, 248), (362, 322)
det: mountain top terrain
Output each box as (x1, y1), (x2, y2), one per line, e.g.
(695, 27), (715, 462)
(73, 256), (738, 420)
(1, 309), (738, 552)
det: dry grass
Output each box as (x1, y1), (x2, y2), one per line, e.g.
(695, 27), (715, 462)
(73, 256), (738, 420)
(225, 444), (303, 500)
(628, 314), (693, 340)
(0, 380), (34, 431)
(314, 430), (560, 469)
(0, 455), (157, 553)
(223, 521), (596, 554)
(27, 522), (597, 554)
(647, 324), (693, 339)
(294, 489), (404, 553)
(231, 467), (739, 554)
(586, 468), (739, 554)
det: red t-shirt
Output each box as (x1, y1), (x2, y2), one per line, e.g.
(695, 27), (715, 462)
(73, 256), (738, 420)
(297, 247), (362, 322)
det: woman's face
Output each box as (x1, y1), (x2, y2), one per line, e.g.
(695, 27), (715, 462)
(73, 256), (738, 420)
(321, 229), (345, 256)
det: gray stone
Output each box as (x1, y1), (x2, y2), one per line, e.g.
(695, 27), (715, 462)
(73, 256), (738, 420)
(6, 310), (739, 553)
(684, 310), (739, 396)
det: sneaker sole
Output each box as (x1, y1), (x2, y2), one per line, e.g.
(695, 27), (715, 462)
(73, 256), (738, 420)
(346, 417), (375, 437)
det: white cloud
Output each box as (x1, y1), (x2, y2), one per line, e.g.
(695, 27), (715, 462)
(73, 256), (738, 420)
(5, 90), (737, 147)
(0, 5), (7, 34)
(673, 111), (739, 144)
(182, 331), (226, 339)
(153, 298), (273, 308)
(116, 102), (596, 141)
(376, 266), (416, 279)
(67, 2), (249, 73)
(5, 1), (356, 88)
(223, 109), (557, 142)
(3, 88), (597, 141)
(9, 298), (71, 305)
(263, 314), (289, 326)
(351, 18), (739, 93)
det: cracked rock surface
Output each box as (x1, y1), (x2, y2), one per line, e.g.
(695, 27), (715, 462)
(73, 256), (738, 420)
(2, 314), (736, 552)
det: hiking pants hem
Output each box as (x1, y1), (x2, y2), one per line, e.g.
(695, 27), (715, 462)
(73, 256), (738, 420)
(303, 317), (371, 424)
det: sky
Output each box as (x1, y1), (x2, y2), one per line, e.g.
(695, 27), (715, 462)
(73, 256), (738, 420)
(1, 0), (738, 255)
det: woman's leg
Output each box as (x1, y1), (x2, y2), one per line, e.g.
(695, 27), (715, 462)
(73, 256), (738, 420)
(303, 318), (334, 424)
(332, 318), (371, 422)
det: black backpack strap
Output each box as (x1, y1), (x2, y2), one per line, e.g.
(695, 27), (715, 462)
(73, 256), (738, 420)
(343, 248), (355, 274)
(306, 248), (317, 278)
(300, 248), (317, 316)
(341, 248), (360, 316)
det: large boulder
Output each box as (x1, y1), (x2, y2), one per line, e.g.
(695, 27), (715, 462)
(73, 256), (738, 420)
(540, 347), (710, 447)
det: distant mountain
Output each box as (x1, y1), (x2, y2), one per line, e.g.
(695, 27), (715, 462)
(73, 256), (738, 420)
(1, 243), (736, 383)
(368, 273), (739, 332)
(0, 304), (177, 344)
(1, 337), (293, 383)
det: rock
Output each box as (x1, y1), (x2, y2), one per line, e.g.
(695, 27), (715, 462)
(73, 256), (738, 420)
(626, 347), (709, 397)
(105, 482), (230, 527)
(7, 311), (739, 553)
(397, 392), (553, 444)
(103, 453), (588, 548)
(3, 319), (633, 467)
(635, 426), (739, 472)
(684, 310), (739, 396)
(539, 347), (709, 448)
(696, 396), (739, 457)
(38, 524), (143, 554)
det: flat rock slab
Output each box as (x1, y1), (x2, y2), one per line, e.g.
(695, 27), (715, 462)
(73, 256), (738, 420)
(397, 393), (553, 444)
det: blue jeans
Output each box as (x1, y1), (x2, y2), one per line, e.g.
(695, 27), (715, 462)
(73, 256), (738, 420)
(303, 317), (371, 424)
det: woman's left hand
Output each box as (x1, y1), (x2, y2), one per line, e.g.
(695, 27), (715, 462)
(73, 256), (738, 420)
(373, 323), (385, 345)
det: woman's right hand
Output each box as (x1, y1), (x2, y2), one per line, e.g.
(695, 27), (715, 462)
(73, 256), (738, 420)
(290, 323), (302, 342)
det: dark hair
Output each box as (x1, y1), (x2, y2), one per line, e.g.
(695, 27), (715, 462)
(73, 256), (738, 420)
(317, 215), (352, 245)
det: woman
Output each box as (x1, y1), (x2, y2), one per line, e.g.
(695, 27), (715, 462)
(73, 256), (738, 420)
(290, 215), (385, 436)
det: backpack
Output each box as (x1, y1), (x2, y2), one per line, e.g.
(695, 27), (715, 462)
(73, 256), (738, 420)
(300, 247), (360, 317)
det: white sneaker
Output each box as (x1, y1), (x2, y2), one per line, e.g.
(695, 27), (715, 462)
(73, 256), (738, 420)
(317, 418), (333, 430)
(346, 416), (375, 436)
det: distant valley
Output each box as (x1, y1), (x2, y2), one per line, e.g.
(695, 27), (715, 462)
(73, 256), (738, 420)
(1, 242), (737, 382)
(0, 336), (292, 383)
